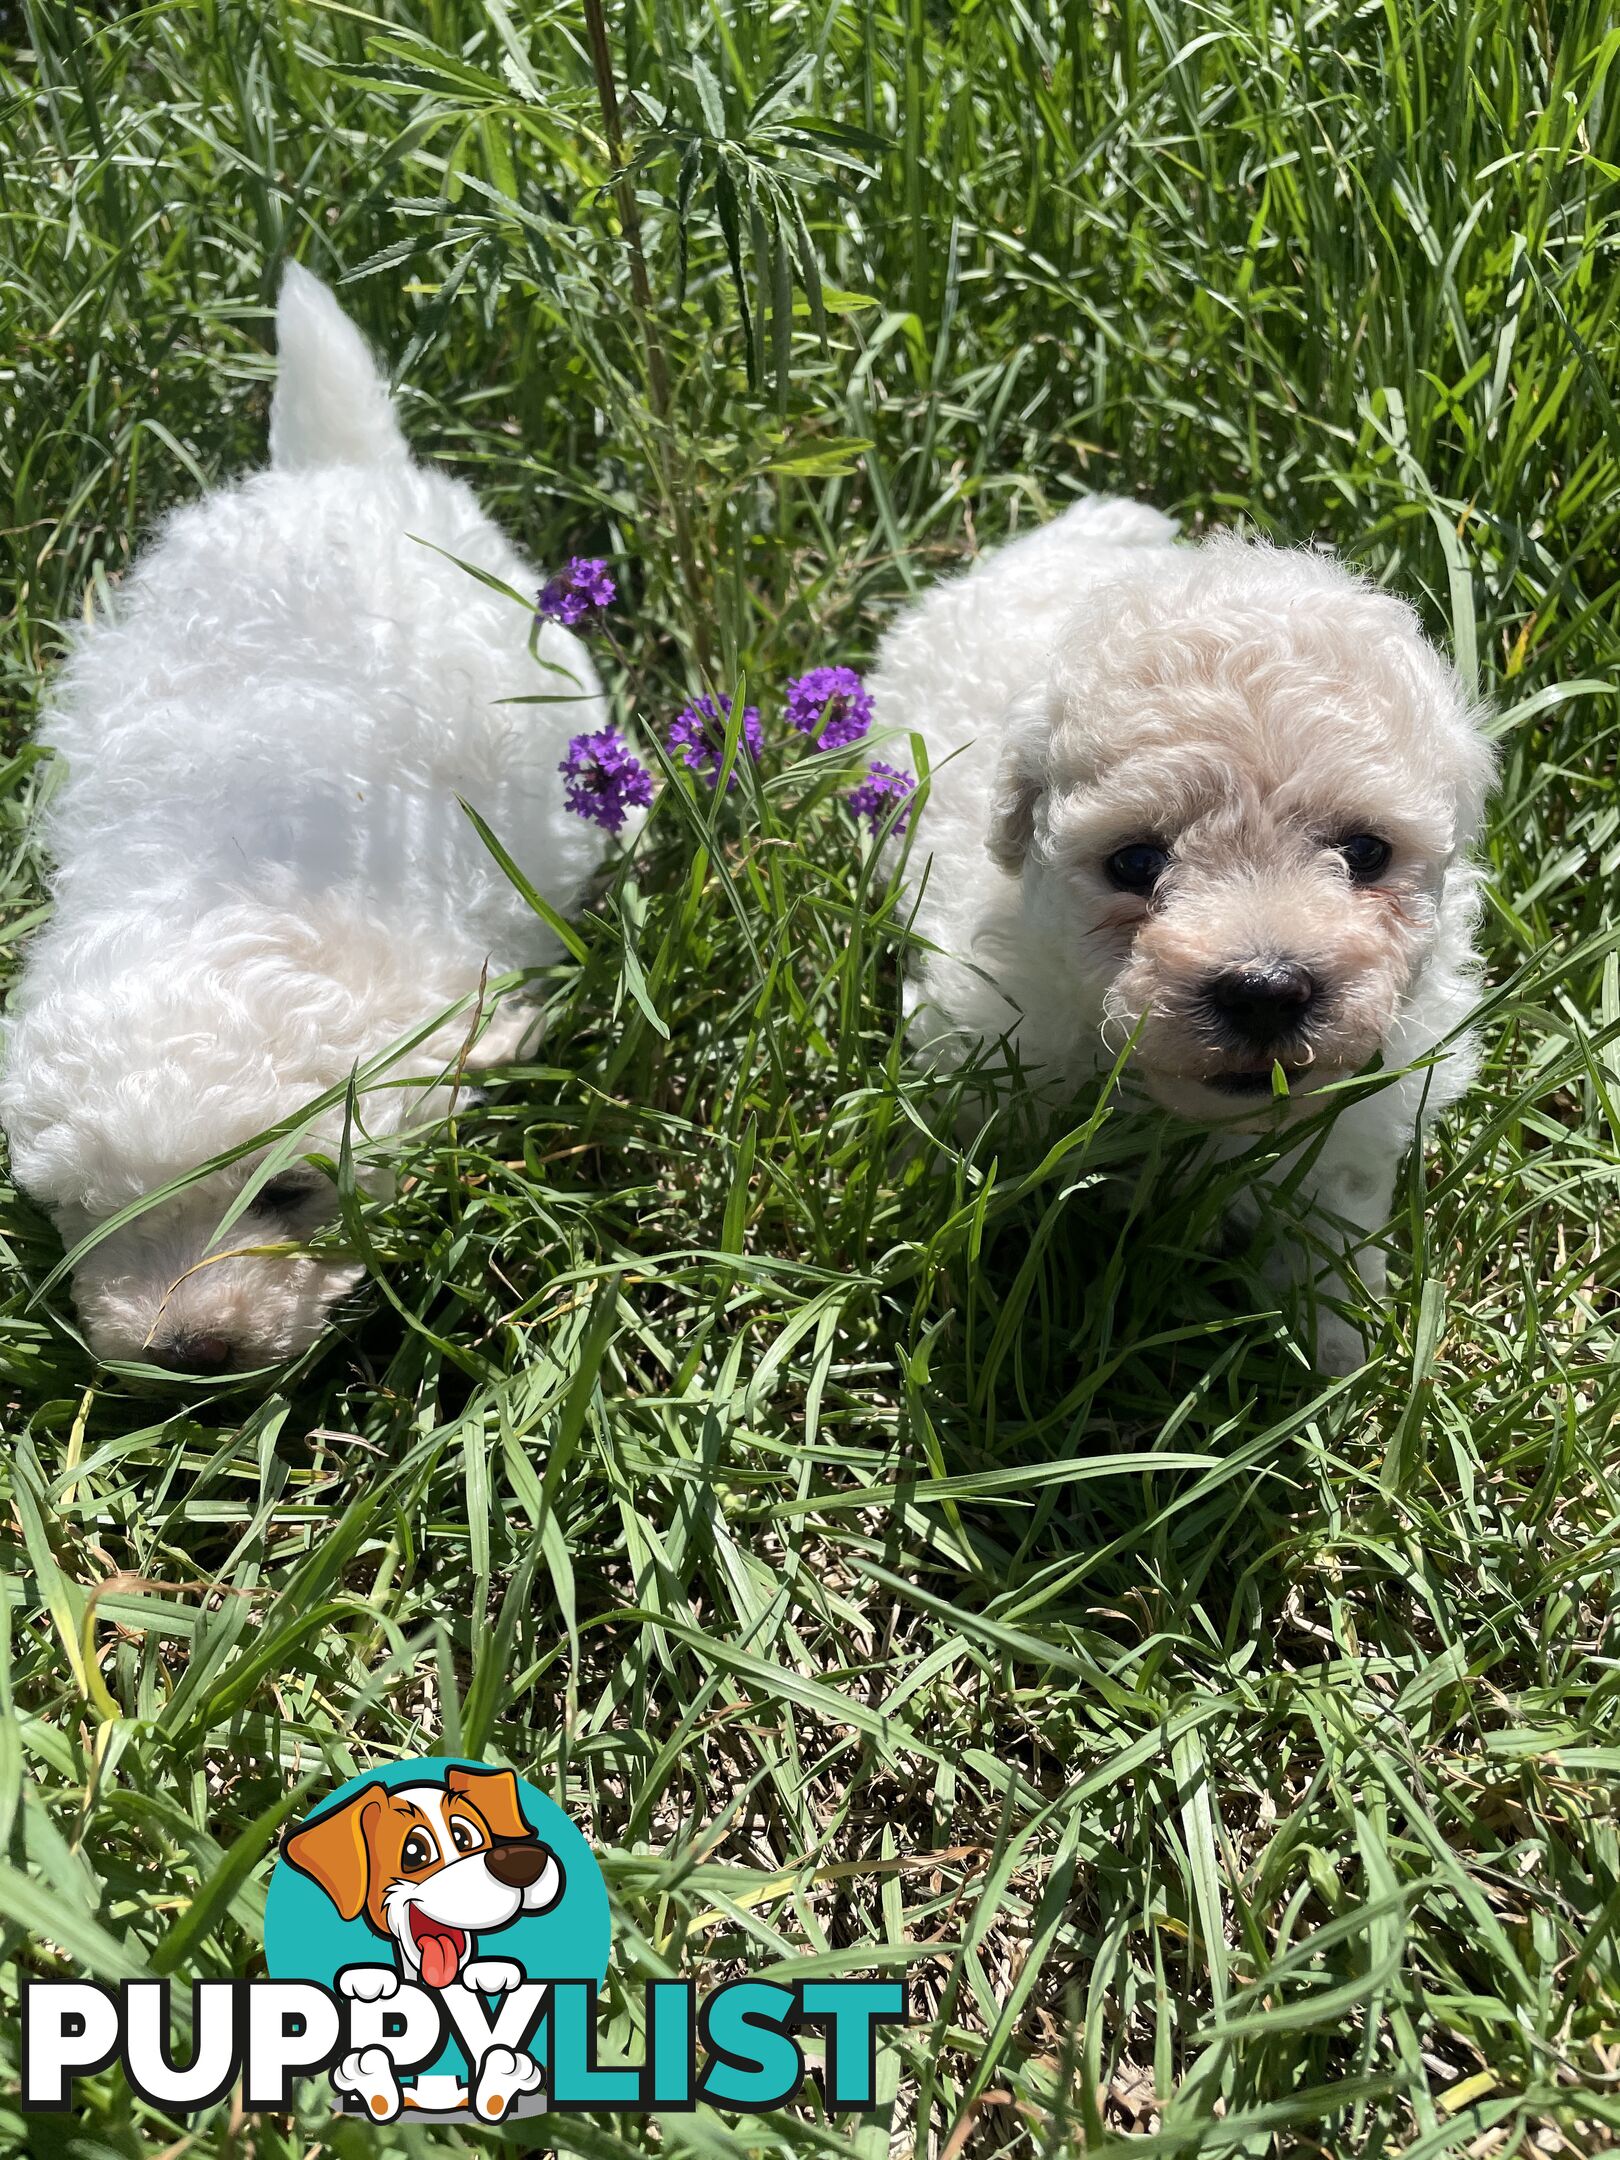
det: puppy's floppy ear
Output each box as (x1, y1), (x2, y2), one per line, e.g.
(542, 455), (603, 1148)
(445, 1764), (532, 1843)
(282, 1784), (383, 1921)
(986, 688), (1053, 875)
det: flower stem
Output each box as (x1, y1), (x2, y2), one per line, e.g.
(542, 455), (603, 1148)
(580, 0), (709, 669)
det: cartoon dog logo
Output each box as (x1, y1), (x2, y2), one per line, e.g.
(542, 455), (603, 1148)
(281, 1763), (565, 2120)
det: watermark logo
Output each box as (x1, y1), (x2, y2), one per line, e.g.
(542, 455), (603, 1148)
(22, 1755), (905, 2125)
(268, 1757), (605, 2122)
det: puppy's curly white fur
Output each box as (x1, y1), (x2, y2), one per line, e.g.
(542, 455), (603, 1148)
(873, 496), (1495, 1371)
(0, 268), (611, 1373)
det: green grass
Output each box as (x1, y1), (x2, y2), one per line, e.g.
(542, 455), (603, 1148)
(3, 1), (1620, 2153)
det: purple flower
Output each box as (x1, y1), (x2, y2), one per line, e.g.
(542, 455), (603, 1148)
(666, 694), (763, 791)
(785, 665), (874, 751)
(537, 557), (617, 630)
(558, 726), (654, 834)
(847, 761), (916, 835)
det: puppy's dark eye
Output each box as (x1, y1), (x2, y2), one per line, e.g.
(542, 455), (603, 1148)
(401, 1831), (434, 1872)
(259, 1174), (321, 1213)
(450, 1819), (479, 1853)
(1336, 834), (1392, 884)
(1105, 842), (1171, 895)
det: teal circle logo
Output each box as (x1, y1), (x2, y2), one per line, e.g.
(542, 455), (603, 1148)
(264, 1757), (608, 2123)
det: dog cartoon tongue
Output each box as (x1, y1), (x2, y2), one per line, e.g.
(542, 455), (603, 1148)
(409, 1906), (467, 1988)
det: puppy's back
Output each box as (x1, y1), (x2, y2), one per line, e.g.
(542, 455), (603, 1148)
(35, 272), (609, 969)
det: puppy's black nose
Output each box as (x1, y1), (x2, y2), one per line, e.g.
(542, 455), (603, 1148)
(486, 1840), (550, 1890)
(1205, 960), (1318, 1046)
(155, 1331), (234, 1375)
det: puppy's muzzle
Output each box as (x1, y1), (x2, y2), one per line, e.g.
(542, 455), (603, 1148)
(153, 1329), (235, 1376)
(1203, 959), (1317, 1047)
(485, 1839), (552, 1890)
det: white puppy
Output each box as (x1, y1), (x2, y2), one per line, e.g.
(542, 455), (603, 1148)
(873, 496), (1496, 1370)
(0, 267), (610, 1373)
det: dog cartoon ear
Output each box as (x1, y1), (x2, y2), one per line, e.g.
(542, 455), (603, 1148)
(445, 1765), (532, 1843)
(986, 688), (1053, 874)
(282, 1784), (382, 1922)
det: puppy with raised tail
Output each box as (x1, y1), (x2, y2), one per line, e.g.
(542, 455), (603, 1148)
(873, 497), (1495, 1371)
(0, 267), (611, 1374)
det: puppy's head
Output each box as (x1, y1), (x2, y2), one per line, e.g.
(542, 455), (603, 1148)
(55, 1159), (362, 1374)
(0, 903), (493, 1375)
(988, 538), (1495, 1124)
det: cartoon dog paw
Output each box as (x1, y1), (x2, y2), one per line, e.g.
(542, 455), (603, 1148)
(461, 1957), (524, 1995)
(473, 2044), (543, 2123)
(333, 2045), (402, 2122)
(337, 1963), (400, 2002)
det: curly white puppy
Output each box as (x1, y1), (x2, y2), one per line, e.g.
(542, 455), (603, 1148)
(0, 268), (610, 1374)
(873, 496), (1495, 1371)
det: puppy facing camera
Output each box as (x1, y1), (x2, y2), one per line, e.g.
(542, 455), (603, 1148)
(0, 267), (612, 1374)
(874, 496), (1496, 1371)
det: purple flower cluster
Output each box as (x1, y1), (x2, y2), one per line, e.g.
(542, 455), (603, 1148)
(846, 760), (916, 835)
(537, 557), (617, 630)
(545, 613), (916, 843)
(666, 694), (764, 791)
(558, 727), (654, 834)
(786, 668), (914, 836)
(784, 665), (874, 750)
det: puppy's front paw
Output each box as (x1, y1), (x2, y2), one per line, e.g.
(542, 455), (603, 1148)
(338, 1964), (400, 2002)
(461, 1957), (523, 1994)
(473, 2043), (543, 2122)
(334, 2044), (402, 2121)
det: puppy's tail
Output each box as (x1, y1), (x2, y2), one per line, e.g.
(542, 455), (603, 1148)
(269, 263), (409, 471)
